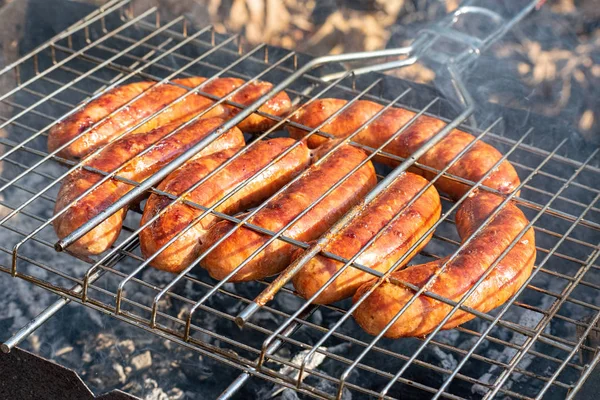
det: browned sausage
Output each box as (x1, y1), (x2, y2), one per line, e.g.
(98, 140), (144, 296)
(292, 172), (441, 304)
(49, 77), (290, 159)
(53, 118), (245, 256)
(200, 144), (377, 282)
(139, 138), (311, 273)
(288, 99), (520, 200)
(352, 192), (535, 338)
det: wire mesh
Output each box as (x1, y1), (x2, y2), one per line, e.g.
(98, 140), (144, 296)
(0, 1), (599, 399)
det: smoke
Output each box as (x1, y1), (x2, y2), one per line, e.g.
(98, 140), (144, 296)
(0, 1), (598, 400)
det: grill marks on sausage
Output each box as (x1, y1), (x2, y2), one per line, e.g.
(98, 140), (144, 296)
(199, 144), (377, 282)
(49, 77), (291, 159)
(352, 192), (535, 338)
(139, 138), (311, 273)
(292, 172), (442, 305)
(285, 98), (533, 338)
(288, 98), (520, 200)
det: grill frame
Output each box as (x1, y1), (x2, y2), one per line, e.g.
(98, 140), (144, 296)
(0, 1), (599, 399)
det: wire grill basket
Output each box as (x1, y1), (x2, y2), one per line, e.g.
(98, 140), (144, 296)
(1, 1), (600, 399)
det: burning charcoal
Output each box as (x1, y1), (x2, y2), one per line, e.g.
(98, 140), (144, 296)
(327, 342), (352, 355)
(29, 333), (41, 353)
(271, 348), (328, 397)
(0, 316), (14, 336)
(179, 353), (215, 382)
(82, 352), (92, 364)
(312, 376), (353, 400)
(88, 361), (128, 388)
(122, 379), (144, 397)
(54, 345), (73, 357)
(310, 309), (323, 326)
(430, 345), (457, 371)
(275, 292), (305, 314)
(113, 363), (127, 384)
(130, 350), (153, 371)
(117, 339), (136, 357)
(167, 388), (184, 399)
(95, 333), (116, 351)
(471, 375), (492, 397)
(143, 378), (169, 400)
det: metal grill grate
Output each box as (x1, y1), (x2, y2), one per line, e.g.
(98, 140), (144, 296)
(1, 0), (600, 399)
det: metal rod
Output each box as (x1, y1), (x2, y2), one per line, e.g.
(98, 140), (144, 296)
(10, 26), (245, 272)
(0, 1), (592, 399)
(235, 101), (458, 325)
(0, 0), (130, 78)
(2, 238), (138, 353)
(143, 74), (367, 326)
(102, 49), (323, 311)
(289, 118), (514, 384)
(7, 17), (212, 272)
(1, 298), (69, 353)
(0, 37), (173, 351)
(217, 306), (318, 400)
(81, 56), (361, 307)
(567, 351), (600, 400)
(428, 151), (600, 400)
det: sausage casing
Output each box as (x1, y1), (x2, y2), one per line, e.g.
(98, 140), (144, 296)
(200, 144), (377, 282)
(292, 172), (441, 304)
(49, 77), (290, 159)
(352, 192), (535, 338)
(288, 99), (520, 200)
(53, 118), (244, 256)
(139, 138), (311, 273)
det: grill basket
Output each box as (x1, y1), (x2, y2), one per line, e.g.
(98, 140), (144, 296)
(1, 1), (600, 399)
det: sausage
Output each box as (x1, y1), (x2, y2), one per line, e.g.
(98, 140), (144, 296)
(49, 77), (290, 159)
(288, 99), (520, 200)
(352, 192), (535, 338)
(292, 172), (441, 304)
(139, 138), (311, 273)
(53, 118), (245, 256)
(200, 144), (377, 282)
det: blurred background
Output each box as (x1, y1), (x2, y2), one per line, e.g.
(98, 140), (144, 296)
(116, 0), (600, 143)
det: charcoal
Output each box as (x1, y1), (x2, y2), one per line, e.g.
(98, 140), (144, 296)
(117, 340), (136, 357)
(143, 378), (169, 400)
(130, 351), (152, 371)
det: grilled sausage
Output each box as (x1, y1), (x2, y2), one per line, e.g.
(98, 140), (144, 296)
(140, 138), (311, 273)
(200, 144), (377, 282)
(49, 77), (290, 159)
(288, 99), (520, 200)
(53, 118), (244, 256)
(352, 192), (535, 338)
(292, 172), (441, 304)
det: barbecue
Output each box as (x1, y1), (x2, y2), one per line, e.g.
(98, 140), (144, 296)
(1, 0), (600, 399)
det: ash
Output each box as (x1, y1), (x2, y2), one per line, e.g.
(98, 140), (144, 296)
(1, 263), (592, 399)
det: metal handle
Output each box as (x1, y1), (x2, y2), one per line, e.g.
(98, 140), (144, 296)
(322, 0), (542, 81)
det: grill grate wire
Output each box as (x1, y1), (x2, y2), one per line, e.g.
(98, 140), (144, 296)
(0, 1), (598, 399)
